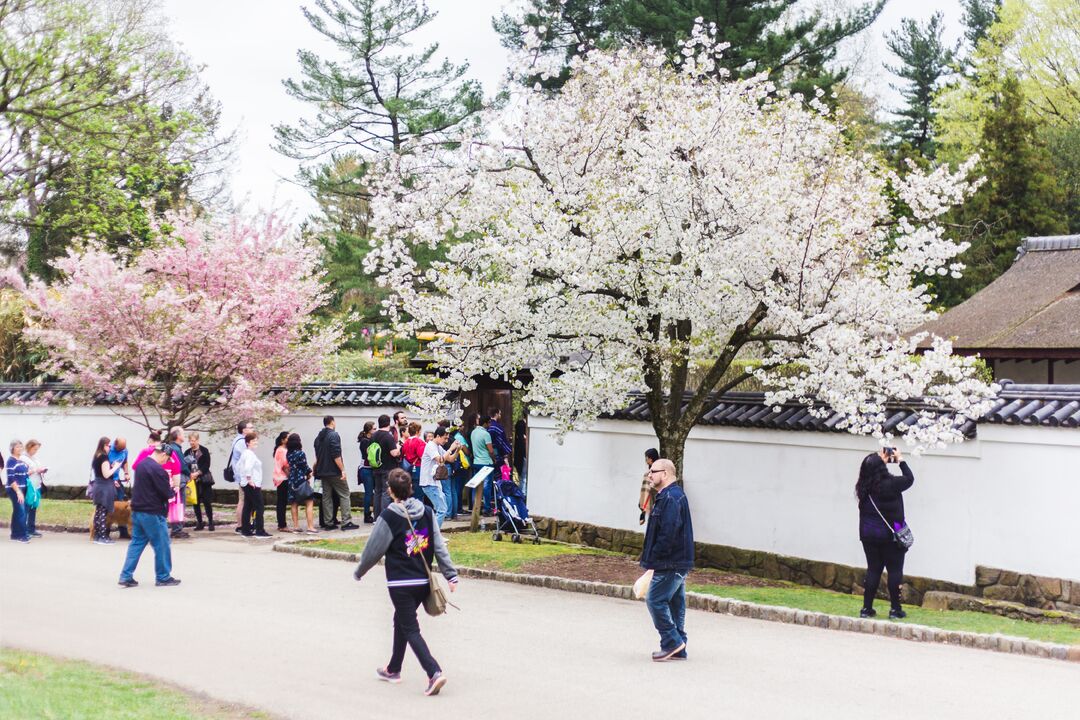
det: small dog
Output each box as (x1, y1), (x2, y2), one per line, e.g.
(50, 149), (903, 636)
(89, 500), (133, 539)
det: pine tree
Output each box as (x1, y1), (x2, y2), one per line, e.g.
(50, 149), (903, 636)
(885, 12), (955, 160)
(495, 0), (885, 96)
(961, 0), (1001, 51)
(275, 0), (485, 159)
(933, 75), (1068, 306)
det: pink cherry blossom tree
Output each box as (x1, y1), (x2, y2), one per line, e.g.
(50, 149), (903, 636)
(365, 24), (999, 479)
(25, 213), (342, 430)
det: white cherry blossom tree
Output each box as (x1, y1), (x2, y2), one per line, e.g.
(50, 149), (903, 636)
(366, 26), (997, 480)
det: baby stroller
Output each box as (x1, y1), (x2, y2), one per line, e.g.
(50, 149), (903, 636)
(492, 478), (541, 545)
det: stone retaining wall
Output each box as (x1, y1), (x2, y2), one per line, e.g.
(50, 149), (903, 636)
(923, 591), (1080, 627)
(977, 567), (1080, 612)
(530, 516), (976, 605)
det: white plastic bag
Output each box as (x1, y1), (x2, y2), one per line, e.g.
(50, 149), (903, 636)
(632, 569), (654, 599)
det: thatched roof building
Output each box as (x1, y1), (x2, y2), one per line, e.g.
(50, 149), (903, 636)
(918, 235), (1080, 384)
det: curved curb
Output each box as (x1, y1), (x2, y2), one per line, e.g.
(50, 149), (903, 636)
(272, 538), (1080, 664)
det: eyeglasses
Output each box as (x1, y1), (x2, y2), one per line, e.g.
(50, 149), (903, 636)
(648, 468), (666, 475)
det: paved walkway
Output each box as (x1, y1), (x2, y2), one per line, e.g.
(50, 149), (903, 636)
(2, 533), (1077, 720)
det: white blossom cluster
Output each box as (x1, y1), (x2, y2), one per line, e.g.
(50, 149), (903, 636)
(365, 33), (998, 451)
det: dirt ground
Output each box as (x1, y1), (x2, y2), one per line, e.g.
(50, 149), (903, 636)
(515, 553), (783, 588)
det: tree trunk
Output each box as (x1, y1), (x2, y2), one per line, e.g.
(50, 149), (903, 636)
(655, 424), (689, 488)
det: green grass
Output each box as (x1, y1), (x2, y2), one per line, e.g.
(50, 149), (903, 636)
(306, 531), (617, 571)
(690, 584), (1080, 646)
(0, 648), (268, 719)
(21, 500), (280, 529)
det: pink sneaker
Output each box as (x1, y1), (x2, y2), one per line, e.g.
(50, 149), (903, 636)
(376, 667), (401, 684)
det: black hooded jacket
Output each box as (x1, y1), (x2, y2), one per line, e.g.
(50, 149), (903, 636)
(313, 427), (343, 479)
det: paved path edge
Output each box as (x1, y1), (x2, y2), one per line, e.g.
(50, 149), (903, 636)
(272, 538), (1080, 664)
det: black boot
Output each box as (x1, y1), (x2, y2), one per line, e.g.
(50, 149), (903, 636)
(118, 527), (131, 540)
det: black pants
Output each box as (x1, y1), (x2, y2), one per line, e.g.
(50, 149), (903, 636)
(388, 584), (440, 678)
(241, 485), (265, 535)
(373, 470), (389, 520)
(275, 485), (289, 529)
(862, 539), (905, 610)
(193, 482), (214, 528)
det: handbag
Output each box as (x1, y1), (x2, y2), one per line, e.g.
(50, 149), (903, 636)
(434, 463), (449, 481)
(185, 479), (198, 506)
(868, 495), (914, 551)
(25, 480), (41, 509)
(292, 479), (314, 503)
(167, 489), (185, 524)
(458, 450), (470, 470)
(402, 505), (459, 616)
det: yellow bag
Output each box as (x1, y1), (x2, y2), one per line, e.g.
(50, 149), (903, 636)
(185, 480), (198, 506)
(459, 450), (470, 470)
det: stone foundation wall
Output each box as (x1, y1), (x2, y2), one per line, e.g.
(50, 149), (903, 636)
(976, 567), (1080, 612)
(531, 516), (974, 605)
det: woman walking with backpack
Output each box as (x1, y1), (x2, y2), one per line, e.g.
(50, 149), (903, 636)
(353, 468), (458, 696)
(856, 447), (914, 619)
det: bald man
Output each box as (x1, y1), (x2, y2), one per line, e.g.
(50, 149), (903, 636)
(639, 458), (694, 662)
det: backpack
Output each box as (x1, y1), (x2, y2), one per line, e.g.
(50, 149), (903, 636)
(223, 437), (242, 483)
(367, 440), (383, 469)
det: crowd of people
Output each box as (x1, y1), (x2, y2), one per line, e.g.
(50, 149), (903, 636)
(2, 412), (916, 674)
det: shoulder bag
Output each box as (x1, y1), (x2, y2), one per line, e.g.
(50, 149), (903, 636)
(402, 506), (459, 616)
(223, 438), (242, 483)
(868, 495), (915, 551)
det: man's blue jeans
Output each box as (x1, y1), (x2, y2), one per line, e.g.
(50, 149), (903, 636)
(646, 570), (688, 652)
(422, 485), (447, 527)
(119, 512), (172, 582)
(441, 477), (455, 517)
(7, 488), (27, 540)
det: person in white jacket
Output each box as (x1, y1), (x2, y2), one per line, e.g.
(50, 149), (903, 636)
(236, 432), (271, 538)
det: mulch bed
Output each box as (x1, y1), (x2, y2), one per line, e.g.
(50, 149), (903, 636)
(515, 553), (784, 588)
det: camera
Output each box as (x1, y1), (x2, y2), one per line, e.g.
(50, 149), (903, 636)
(883, 446), (897, 462)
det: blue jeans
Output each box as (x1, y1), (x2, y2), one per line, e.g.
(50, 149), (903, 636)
(26, 505), (36, 534)
(646, 570), (688, 652)
(422, 485), (447, 527)
(7, 488), (28, 540)
(119, 512), (172, 582)
(452, 470), (469, 513)
(441, 477), (454, 517)
(359, 467), (374, 518)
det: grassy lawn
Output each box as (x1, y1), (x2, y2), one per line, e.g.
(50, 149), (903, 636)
(18, 500), (280, 529)
(305, 531), (618, 571)
(690, 584), (1080, 646)
(0, 648), (268, 719)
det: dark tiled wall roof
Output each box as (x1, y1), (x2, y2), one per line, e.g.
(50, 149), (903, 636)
(2, 380), (1078, 433)
(0, 382), (430, 408)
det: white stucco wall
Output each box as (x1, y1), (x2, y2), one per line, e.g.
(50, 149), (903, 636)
(527, 416), (1080, 585)
(1, 404), (406, 491)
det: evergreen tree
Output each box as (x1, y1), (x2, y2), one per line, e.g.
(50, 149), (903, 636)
(495, 0), (885, 97)
(275, 0), (485, 159)
(933, 76), (1068, 306)
(961, 0), (1001, 51)
(885, 12), (955, 159)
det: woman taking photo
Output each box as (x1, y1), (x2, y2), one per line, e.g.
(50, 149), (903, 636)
(856, 447), (914, 619)
(272, 431), (291, 532)
(91, 436), (122, 545)
(353, 468), (457, 696)
(286, 433), (317, 534)
(185, 432), (214, 531)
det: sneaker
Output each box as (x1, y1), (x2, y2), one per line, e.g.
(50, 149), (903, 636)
(11, 537), (30, 544)
(889, 608), (907, 620)
(859, 607), (877, 618)
(30, 531), (42, 537)
(234, 527), (243, 534)
(254, 531), (273, 538)
(651, 643), (686, 662)
(424, 671), (447, 696)
(155, 577), (182, 587)
(118, 578), (138, 588)
(94, 538), (115, 545)
(340, 522), (359, 531)
(364, 516), (374, 524)
(376, 667), (402, 684)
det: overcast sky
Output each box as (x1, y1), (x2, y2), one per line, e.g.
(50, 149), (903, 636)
(161, 0), (966, 222)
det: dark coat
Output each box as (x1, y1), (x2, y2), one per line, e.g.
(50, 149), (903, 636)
(313, 427), (343, 479)
(640, 483), (695, 572)
(858, 461), (914, 542)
